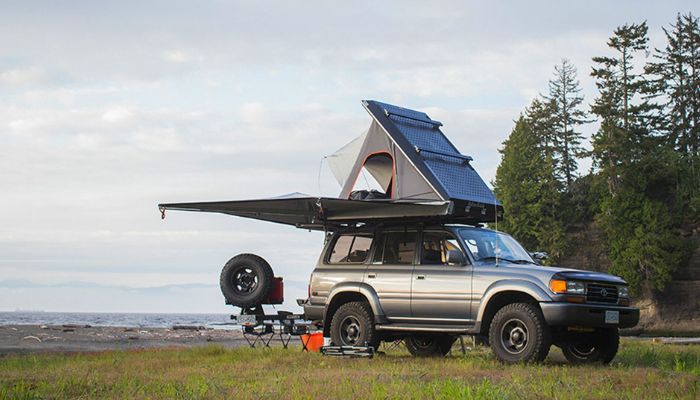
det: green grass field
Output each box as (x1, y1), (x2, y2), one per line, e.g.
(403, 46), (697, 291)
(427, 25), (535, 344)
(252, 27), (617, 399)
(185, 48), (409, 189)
(1, 340), (699, 399)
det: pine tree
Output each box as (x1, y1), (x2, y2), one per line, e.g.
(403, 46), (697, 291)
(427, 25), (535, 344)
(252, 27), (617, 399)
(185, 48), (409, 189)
(525, 97), (558, 166)
(544, 59), (589, 189)
(645, 13), (700, 218)
(590, 22), (685, 293)
(646, 13), (700, 155)
(591, 22), (651, 195)
(494, 115), (567, 261)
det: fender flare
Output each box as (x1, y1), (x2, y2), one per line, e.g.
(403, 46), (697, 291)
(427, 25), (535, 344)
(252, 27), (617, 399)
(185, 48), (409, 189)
(324, 282), (387, 323)
(476, 279), (553, 322)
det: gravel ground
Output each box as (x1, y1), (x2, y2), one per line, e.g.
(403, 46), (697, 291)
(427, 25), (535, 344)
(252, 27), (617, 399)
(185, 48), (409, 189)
(0, 325), (304, 355)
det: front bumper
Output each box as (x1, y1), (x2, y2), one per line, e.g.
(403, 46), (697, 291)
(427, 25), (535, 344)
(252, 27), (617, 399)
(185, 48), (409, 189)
(540, 302), (639, 329)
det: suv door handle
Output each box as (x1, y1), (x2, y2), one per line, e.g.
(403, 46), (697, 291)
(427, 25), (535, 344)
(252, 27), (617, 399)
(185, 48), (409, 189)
(416, 275), (425, 280)
(367, 273), (376, 279)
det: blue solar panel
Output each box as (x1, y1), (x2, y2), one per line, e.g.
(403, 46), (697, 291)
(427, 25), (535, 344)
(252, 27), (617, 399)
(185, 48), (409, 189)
(371, 100), (500, 206)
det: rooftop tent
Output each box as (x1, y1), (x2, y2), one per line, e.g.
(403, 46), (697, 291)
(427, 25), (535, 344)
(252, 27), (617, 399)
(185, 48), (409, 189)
(328, 100), (502, 211)
(158, 100), (503, 229)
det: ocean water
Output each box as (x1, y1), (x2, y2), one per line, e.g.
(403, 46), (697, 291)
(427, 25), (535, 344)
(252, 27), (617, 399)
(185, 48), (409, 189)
(0, 312), (236, 329)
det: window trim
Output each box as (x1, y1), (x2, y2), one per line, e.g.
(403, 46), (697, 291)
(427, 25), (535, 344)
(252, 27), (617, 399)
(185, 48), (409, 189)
(418, 229), (470, 266)
(370, 229), (420, 265)
(325, 233), (374, 265)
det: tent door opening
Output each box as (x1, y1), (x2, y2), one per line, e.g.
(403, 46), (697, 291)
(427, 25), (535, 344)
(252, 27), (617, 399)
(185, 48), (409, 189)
(350, 152), (394, 199)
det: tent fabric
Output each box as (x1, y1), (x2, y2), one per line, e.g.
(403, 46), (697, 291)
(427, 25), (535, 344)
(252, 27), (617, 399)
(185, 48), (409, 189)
(333, 100), (501, 210)
(159, 195), (453, 231)
(326, 130), (367, 187)
(338, 120), (442, 201)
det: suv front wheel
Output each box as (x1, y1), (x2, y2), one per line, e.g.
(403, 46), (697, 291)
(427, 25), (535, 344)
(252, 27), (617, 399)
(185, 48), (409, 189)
(488, 302), (551, 363)
(329, 301), (379, 349)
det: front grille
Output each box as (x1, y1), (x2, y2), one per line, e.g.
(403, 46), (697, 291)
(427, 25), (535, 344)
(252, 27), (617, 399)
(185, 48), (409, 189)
(586, 283), (619, 304)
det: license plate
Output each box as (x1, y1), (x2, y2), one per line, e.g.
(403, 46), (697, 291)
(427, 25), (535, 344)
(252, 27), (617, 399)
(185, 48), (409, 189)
(605, 310), (619, 324)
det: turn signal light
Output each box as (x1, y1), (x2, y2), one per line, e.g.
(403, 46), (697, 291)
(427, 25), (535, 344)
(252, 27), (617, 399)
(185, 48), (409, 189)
(549, 279), (567, 293)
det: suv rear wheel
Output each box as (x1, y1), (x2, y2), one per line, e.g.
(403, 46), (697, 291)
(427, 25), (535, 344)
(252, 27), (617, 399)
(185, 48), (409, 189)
(405, 335), (455, 357)
(488, 302), (551, 363)
(561, 328), (619, 364)
(329, 302), (379, 349)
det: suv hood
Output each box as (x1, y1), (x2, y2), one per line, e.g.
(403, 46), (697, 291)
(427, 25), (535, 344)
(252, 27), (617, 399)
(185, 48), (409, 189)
(527, 264), (626, 285)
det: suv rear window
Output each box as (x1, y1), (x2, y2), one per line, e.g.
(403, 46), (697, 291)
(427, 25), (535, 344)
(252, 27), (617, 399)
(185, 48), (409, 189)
(328, 235), (373, 264)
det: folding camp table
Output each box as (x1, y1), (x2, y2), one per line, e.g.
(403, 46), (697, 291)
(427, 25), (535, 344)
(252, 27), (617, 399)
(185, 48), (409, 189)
(233, 311), (315, 350)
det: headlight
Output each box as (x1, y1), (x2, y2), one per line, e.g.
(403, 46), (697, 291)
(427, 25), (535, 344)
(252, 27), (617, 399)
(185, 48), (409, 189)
(566, 281), (585, 294)
(618, 286), (629, 298)
(549, 279), (585, 294)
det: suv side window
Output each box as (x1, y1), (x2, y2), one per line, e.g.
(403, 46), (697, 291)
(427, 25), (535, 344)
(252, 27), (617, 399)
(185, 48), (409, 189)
(421, 231), (467, 265)
(372, 232), (417, 264)
(328, 234), (373, 264)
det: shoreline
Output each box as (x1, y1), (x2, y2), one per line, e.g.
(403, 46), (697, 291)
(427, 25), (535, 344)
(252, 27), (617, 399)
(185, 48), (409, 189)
(2, 324), (699, 356)
(0, 324), (303, 355)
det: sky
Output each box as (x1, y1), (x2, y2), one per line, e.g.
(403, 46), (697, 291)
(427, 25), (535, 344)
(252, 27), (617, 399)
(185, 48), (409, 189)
(1, 1), (697, 313)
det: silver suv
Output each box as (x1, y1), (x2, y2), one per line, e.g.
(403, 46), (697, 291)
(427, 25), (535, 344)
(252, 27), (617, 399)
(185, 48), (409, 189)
(304, 223), (639, 363)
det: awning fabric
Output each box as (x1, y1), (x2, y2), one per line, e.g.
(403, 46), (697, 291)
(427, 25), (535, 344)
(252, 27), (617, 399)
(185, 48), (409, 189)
(159, 194), (453, 231)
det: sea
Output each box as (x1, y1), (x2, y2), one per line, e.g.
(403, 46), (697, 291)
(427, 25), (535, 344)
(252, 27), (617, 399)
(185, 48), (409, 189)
(0, 311), (237, 329)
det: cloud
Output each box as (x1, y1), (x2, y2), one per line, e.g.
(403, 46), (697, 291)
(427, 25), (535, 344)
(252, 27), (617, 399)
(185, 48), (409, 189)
(0, 66), (46, 85)
(0, 0), (694, 312)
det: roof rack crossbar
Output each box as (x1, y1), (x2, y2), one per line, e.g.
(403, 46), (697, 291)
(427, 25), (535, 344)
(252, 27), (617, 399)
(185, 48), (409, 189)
(383, 109), (443, 127)
(414, 146), (473, 163)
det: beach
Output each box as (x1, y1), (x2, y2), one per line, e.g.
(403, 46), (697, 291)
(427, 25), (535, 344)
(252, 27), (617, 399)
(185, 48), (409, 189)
(0, 324), (299, 354)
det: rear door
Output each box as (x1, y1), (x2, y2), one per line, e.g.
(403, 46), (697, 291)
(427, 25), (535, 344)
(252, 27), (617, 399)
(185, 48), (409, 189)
(364, 230), (417, 321)
(410, 230), (472, 324)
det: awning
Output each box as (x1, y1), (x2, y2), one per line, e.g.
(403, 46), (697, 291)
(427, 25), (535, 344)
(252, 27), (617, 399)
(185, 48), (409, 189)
(158, 193), (454, 231)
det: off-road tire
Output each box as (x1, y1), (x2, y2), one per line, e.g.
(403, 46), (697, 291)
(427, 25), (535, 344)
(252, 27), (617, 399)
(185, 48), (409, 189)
(219, 253), (274, 307)
(562, 328), (619, 365)
(329, 302), (379, 349)
(405, 335), (456, 357)
(488, 302), (551, 363)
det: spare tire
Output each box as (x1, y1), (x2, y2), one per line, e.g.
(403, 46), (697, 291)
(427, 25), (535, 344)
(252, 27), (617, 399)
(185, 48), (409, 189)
(219, 254), (274, 307)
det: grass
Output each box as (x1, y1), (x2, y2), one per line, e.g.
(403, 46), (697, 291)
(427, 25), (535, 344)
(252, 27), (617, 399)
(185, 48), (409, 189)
(0, 340), (698, 399)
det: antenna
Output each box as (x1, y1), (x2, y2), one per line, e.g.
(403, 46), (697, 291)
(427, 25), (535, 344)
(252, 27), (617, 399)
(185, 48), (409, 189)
(317, 156), (326, 196)
(494, 197), (499, 267)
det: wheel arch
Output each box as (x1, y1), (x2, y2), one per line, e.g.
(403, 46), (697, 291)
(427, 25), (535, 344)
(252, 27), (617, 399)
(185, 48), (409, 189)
(323, 283), (385, 337)
(477, 280), (551, 336)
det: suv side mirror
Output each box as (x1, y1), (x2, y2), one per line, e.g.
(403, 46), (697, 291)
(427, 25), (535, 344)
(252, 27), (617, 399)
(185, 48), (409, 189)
(446, 250), (465, 265)
(530, 252), (549, 263)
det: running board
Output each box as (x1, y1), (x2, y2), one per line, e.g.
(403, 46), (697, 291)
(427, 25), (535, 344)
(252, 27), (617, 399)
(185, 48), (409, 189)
(375, 324), (474, 334)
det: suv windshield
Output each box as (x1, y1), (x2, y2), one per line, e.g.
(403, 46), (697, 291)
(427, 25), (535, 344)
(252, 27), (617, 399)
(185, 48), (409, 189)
(459, 229), (534, 264)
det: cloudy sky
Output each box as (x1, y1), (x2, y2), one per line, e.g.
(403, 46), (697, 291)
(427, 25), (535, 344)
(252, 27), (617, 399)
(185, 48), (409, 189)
(1, 1), (696, 313)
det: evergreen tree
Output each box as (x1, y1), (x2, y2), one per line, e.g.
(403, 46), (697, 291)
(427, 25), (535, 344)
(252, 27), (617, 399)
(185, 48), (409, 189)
(544, 59), (589, 189)
(646, 13), (700, 155)
(525, 97), (558, 169)
(590, 22), (685, 293)
(494, 115), (567, 261)
(645, 13), (700, 220)
(590, 22), (651, 195)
